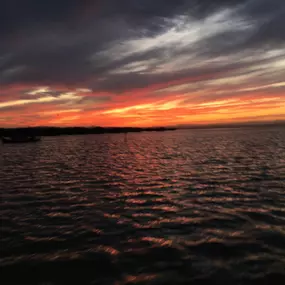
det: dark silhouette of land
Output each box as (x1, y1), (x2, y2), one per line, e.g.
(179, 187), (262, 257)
(0, 126), (176, 137)
(1, 121), (284, 138)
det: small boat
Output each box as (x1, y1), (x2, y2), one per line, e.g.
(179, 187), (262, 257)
(1, 136), (41, 144)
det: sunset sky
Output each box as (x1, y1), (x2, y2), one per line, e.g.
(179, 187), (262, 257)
(0, 0), (285, 127)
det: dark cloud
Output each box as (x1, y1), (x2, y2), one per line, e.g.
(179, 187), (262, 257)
(0, 0), (284, 92)
(0, 0), (246, 36)
(0, 0), (89, 36)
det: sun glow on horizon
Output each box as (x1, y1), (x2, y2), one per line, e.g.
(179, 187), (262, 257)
(1, 80), (285, 128)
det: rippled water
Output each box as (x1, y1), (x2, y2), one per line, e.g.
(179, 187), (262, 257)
(1, 127), (285, 285)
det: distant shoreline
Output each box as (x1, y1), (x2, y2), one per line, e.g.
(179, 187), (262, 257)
(0, 126), (177, 137)
(0, 121), (284, 137)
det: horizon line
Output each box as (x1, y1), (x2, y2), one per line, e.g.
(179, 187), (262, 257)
(1, 120), (285, 130)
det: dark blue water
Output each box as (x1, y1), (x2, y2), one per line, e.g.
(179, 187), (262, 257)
(1, 127), (285, 285)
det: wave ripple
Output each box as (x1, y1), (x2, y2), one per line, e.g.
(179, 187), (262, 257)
(1, 127), (285, 284)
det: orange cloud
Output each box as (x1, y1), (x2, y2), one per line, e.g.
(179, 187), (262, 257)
(1, 73), (285, 128)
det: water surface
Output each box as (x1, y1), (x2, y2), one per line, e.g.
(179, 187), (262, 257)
(1, 127), (285, 284)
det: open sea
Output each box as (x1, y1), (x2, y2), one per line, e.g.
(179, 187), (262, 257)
(1, 126), (285, 285)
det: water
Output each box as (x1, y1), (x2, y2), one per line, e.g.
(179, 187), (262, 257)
(1, 127), (285, 285)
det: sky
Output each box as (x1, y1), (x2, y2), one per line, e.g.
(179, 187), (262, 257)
(0, 0), (285, 127)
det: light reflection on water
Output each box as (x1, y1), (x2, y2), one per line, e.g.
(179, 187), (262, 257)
(0, 127), (285, 284)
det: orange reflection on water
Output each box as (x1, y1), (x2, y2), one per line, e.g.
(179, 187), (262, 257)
(126, 198), (147, 204)
(141, 237), (173, 247)
(116, 274), (158, 285)
(96, 245), (120, 256)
